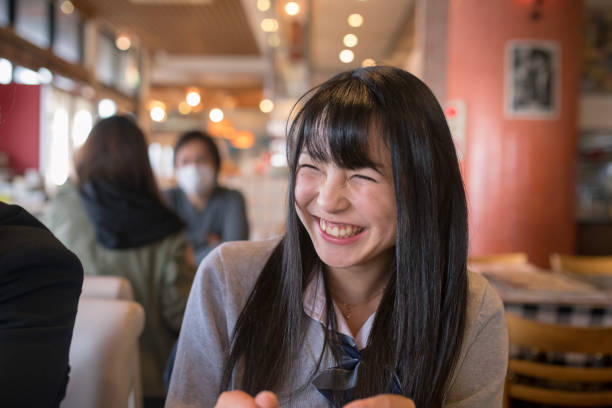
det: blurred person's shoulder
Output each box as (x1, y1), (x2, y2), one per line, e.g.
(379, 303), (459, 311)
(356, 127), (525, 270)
(0, 201), (83, 282)
(44, 181), (82, 218)
(163, 186), (183, 207)
(215, 185), (246, 201)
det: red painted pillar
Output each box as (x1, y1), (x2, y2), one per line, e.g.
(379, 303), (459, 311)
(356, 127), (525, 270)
(446, 0), (582, 266)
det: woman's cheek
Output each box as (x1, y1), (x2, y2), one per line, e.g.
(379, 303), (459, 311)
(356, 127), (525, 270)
(295, 173), (318, 206)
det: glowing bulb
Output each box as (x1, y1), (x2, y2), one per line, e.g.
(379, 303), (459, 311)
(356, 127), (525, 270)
(115, 35), (131, 51)
(37, 67), (53, 84)
(343, 34), (358, 48)
(348, 13), (363, 27)
(285, 2), (300, 16)
(361, 58), (376, 67)
(150, 106), (166, 122)
(257, 0), (271, 11)
(60, 1), (74, 14)
(209, 108), (224, 123)
(261, 18), (279, 32)
(186, 91), (201, 107)
(98, 99), (117, 118)
(259, 99), (274, 113)
(339, 49), (354, 63)
(0, 58), (12, 84)
(178, 101), (191, 115)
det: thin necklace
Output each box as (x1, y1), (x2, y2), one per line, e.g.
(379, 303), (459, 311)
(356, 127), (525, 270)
(332, 288), (385, 320)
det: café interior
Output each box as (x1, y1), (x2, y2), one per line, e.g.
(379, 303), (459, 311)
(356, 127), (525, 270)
(0, 0), (611, 407)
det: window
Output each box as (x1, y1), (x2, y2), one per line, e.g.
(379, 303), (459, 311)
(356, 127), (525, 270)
(15, 0), (51, 49)
(71, 101), (93, 148)
(96, 33), (118, 86)
(54, 1), (83, 63)
(118, 49), (140, 95)
(0, 0), (9, 26)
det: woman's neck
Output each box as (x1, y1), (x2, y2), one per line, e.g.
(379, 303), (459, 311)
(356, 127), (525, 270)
(326, 264), (390, 337)
(326, 260), (391, 305)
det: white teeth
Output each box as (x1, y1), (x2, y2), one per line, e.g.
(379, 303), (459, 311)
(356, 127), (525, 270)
(319, 218), (362, 238)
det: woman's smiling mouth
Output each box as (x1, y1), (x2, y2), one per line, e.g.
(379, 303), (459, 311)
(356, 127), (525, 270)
(318, 217), (364, 238)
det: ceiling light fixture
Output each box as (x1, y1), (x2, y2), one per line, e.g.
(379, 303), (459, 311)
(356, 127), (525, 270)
(150, 106), (166, 122)
(348, 13), (363, 27)
(98, 99), (117, 118)
(339, 49), (354, 63)
(115, 35), (131, 51)
(60, 1), (75, 14)
(209, 108), (224, 123)
(178, 101), (191, 115)
(343, 34), (358, 48)
(285, 2), (300, 16)
(361, 58), (376, 67)
(261, 18), (279, 32)
(256, 0), (271, 12)
(259, 99), (274, 113)
(186, 91), (201, 107)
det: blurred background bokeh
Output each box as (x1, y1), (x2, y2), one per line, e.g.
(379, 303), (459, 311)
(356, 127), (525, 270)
(0, 0), (610, 265)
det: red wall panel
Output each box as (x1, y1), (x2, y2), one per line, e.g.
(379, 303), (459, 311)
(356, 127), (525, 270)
(0, 84), (41, 174)
(447, 0), (582, 266)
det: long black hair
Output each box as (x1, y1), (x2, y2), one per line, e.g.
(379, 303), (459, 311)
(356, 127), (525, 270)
(221, 66), (468, 407)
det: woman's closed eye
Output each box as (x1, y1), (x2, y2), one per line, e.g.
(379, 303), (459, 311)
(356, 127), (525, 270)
(350, 174), (377, 182)
(298, 163), (320, 171)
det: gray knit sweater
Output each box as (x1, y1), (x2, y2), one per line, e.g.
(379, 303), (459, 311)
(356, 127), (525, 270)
(166, 237), (508, 407)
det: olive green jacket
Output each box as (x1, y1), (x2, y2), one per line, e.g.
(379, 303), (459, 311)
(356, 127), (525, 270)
(42, 182), (195, 397)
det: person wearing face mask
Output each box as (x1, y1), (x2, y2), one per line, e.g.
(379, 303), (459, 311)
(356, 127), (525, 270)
(164, 130), (249, 265)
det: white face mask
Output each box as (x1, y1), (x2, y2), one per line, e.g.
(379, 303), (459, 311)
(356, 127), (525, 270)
(176, 164), (216, 196)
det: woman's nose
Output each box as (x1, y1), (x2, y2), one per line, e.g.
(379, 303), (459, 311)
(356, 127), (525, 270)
(316, 174), (350, 213)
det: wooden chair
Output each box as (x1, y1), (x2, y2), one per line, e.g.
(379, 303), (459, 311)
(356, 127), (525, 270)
(550, 254), (612, 276)
(468, 252), (528, 265)
(504, 313), (612, 407)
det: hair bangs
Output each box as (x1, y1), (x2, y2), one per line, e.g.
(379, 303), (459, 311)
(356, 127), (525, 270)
(294, 76), (384, 170)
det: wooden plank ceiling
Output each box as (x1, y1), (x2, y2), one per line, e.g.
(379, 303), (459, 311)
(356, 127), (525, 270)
(73, 0), (260, 56)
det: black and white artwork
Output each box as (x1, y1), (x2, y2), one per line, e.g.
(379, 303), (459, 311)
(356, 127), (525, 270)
(505, 40), (560, 119)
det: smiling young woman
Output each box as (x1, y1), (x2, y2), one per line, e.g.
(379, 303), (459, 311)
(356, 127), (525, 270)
(166, 66), (508, 408)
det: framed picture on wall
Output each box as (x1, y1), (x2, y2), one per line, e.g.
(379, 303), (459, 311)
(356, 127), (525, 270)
(505, 40), (560, 119)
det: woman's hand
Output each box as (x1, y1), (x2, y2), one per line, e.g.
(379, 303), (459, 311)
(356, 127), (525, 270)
(214, 390), (280, 408)
(343, 394), (416, 408)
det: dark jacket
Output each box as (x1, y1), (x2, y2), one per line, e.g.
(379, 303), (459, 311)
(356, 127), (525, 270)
(0, 202), (83, 408)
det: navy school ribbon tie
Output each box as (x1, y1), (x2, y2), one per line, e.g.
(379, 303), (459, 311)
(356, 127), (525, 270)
(312, 329), (402, 407)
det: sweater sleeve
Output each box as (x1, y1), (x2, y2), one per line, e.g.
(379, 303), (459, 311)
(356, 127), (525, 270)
(165, 244), (234, 408)
(165, 239), (279, 408)
(444, 276), (509, 408)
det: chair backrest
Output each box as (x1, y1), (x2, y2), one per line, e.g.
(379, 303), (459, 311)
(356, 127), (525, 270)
(61, 298), (145, 408)
(505, 313), (612, 407)
(468, 252), (528, 265)
(550, 253), (612, 276)
(81, 276), (135, 300)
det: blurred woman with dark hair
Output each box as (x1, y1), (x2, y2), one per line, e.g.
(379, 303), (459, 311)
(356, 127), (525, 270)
(43, 115), (195, 408)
